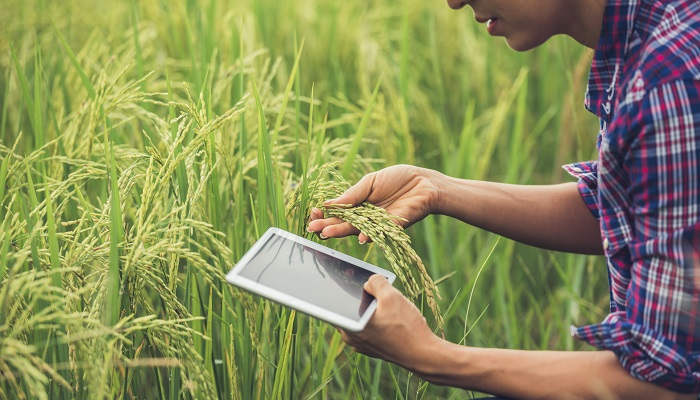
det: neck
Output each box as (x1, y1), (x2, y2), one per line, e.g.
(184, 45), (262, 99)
(561, 0), (607, 49)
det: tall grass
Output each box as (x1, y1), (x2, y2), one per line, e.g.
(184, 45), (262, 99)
(0, 0), (608, 398)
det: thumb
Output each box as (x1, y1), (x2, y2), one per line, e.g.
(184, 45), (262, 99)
(363, 274), (391, 297)
(324, 173), (375, 207)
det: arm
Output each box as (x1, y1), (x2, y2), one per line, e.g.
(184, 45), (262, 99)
(435, 177), (603, 254)
(342, 276), (696, 400)
(308, 165), (602, 255)
(421, 341), (694, 400)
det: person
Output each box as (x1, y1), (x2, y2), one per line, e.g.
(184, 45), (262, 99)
(307, 0), (700, 398)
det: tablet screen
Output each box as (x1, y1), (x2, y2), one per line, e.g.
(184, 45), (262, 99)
(237, 232), (375, 321)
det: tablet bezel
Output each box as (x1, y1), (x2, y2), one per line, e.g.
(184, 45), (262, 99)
(226, 227), (396, 332)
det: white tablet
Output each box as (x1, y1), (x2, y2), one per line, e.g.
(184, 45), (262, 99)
(226, 227), (396, 332)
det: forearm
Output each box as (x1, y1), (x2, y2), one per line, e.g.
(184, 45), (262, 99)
(416, 340), (694, 400)
(434, 175), (602, 254)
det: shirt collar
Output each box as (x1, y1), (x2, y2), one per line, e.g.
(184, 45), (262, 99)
(585, 0), (640, 120)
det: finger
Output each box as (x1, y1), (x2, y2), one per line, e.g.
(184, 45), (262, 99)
(338, 329), (383, 359)
(307, 217), (344, 233)
(358, 232), (372, 244)
(339, 328), (363, 343)
(324, 172), (376, 207)
(309, 208), (324, 221)
(321, 222), (360, 238)
(338, 328), (351, 344)
(363, 274), (393, 298)
(342, 335), (383, 359)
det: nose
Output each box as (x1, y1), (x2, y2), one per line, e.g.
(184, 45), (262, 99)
(446, 0), (469, 9)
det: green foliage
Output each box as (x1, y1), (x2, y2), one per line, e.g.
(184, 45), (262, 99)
(0, 0), (607, 398)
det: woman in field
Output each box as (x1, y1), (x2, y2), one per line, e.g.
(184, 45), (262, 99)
(307, 0), (700, 398)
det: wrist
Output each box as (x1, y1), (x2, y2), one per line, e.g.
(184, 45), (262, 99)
(410, 336), (466, 385)
(427, 169), (452, 216)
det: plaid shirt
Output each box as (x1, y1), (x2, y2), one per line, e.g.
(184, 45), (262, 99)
(562, 0), (700, 394)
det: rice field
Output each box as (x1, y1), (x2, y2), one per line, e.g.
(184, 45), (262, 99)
(1, 0), (610, 398)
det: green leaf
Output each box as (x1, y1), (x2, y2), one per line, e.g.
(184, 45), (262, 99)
(252, 82), (276, 230)
(271, 311), (295, 399)
(341, 79), (382, 178)
(104, 128), (122, 326)
(9, 44), (37, 141)
(32, 46), (45, 149)
(54, 25), (97, 99)
(44, 189), (61, 288)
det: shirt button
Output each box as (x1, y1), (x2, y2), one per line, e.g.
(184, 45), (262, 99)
(603, 238), (609, 251)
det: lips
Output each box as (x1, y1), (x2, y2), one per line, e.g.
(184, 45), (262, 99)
(486, 18), (496, 32)
(474, 14), (498, 24)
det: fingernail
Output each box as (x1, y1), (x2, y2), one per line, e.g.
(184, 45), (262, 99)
(320, 233), (328, 239)
(306, 226), (313, 232)
(359, 237), (367, 244)
(323, 197), (338, 205)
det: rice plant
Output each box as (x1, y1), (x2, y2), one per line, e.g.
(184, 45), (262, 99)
(0, 0), (609, 398)
(288, 164), (443, 328)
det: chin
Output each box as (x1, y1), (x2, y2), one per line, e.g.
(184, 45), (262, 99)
(505, 34), (550, 52)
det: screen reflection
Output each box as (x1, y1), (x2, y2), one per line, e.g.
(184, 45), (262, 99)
(238, 233), (375, 320)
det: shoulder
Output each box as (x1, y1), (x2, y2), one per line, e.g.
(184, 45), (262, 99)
(628, 1), (700, 91)
(608, 78), (700, 155)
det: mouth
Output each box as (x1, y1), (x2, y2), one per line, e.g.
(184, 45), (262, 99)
(475, 14), (498, 24)
(486, 17), (500, 35)
(474, 13), (500, 35)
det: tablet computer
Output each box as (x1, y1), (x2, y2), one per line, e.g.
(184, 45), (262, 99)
(226, 227), (396, 332)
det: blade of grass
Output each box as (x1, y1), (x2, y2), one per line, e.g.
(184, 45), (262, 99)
(0, 133), (21, 219)
(506, 74), (529, 182)
(9, 44), (37, 146)
(130, 0), (145, 84)
(23, 162), (41, 269)
(464, 237), (500, 341)
(33, 46), (45, 149)
(271, 40), (304, 144)
(53, 25), (97, 100)
(104, 122), (122, 326)
(0, 69), (10, 143)
(44, 188), (61, 288)
(474, 69), (528, 180)
(271, 310), (295, 399)
(18, 192), (40, 273)
(0, 200), (12, 279)
(251, 81), (281, 229)
(341, 79), (381, 178)
(204, 287), (217, 393)
(320, 331), (344, 400)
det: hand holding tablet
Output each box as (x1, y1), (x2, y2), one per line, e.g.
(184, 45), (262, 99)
(226, 227), (396, 332)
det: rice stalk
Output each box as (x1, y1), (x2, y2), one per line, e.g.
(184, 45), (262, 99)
(288, 163), (443, 328)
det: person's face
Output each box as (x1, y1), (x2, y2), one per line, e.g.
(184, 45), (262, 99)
(447, 0), (566, 51)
